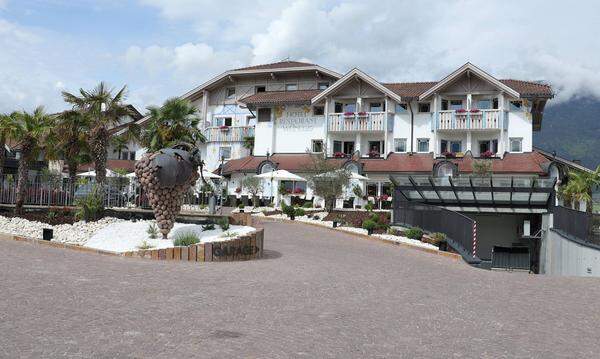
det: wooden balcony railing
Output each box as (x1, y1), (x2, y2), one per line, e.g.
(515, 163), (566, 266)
(204, 126), (254, 142)
(436, 109), (507, 130)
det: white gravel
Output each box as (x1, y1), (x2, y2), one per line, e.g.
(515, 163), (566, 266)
(85, 221), (256, 253)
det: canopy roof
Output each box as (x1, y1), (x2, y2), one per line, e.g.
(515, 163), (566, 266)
(390, 175), (556, 209)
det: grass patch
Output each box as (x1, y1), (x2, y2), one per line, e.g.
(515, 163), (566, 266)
(173, 231), (200, 246)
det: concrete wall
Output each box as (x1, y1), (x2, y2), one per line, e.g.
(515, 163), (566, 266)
(541, 229), (600, 277)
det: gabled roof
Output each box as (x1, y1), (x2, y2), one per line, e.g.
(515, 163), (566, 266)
(419, 62), (521, 100)
(181, 60), (342, 100)
(239, 90), (321, 106)
(383, 82), (438, 101)
(311, 68), (403, 104)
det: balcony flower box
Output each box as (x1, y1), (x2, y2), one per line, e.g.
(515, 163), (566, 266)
(293, 188), (305, 195)
(357, 111), (368, 117)
(343, 112), (355, 118)
(235, 187), (242, 194)
(333, 152), (346, 158)
(442, 151), (456, 158)
(455, 108), (467, 113)
(379, 194), (390, 202)
(368, 150), (381, 158)
(480, 150), (495, 158)
(219, 125), (230, 131)
(470, 108), (480, 113)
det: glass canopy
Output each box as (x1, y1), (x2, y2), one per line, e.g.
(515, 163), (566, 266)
(390, 175), (555, 209)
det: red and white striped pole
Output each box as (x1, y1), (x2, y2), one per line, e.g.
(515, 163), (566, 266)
(472, 221), (477, 258)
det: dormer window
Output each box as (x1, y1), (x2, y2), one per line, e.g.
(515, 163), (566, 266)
(285, 83), (298, 91)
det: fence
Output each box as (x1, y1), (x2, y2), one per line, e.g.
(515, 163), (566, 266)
(553, 205), (600, 246)
(0, 175), (218, 212)
(393, 199), (478, 261)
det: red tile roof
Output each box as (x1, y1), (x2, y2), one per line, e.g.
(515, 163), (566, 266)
(221, 151), (552, 176)
(233, 61), (316, 71)
(239, 90), (322, 106)
(383, 82), (438, 100)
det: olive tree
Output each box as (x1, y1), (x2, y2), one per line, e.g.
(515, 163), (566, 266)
(303, 151), (350, 212)
(242, 176), (263, 207)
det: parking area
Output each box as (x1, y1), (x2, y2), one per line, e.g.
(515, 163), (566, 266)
(1, 219), (600, 358)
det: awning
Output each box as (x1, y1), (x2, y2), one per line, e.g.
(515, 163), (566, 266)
(390, 175), (556, 209)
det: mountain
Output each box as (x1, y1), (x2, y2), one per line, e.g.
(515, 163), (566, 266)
(534, 97), (600, 170)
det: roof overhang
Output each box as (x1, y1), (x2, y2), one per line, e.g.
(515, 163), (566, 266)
(419, 62), (520, 100)
(311, 68), (403, 104)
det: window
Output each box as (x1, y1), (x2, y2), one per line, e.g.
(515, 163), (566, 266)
(312, 139), (323, 153)
(333, 140), (342, 153)
(318, 82), (329, 90)
(343, 141), (355, 155)
(450, 141), (462, 153)
(119, 151), (131, 161)
(493, 98), (499, 109)
(441, 100), (448, 111)
(313, 106), (324, 116)
(449, 100), (463, 110)
(334, 102), (343, 113)
(285, 83), (298, 91)
(255, 86), (266, 93)
(394, 138), (407, 152)
(257, 108), (271, 122)
(440, 140), (448, 153)
(477, 99), (491, 110)
(510, 137), (523, 152)
(369, 102), (383, 112)
(417, 138), (429, 152)
(368, 141), (383, 155)
(212, 117), (232, 127)
(219, 146), (232, 160)
(367, 182), (378, 196)
(343, 103), (356, 113)
(395, 103), (407, 113)
(418, 103), (430, 113)
(226, 87), (236, 99)
(510, 101), (522, 111)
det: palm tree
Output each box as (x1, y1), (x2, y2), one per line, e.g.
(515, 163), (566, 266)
(48, 110), (91, 184)
(62, 82), (131, 184)
(0, 113), (13, 178)
(139, 97), (205, 153)
(111, 135), (129, 160)
(9, 107), (52, 214)
(560, 166), (600, 213)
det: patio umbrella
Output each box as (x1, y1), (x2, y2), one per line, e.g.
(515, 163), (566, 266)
(200, 169), (223, 180)
(77, 169), (119, 178)
(255, 169), (306, 182)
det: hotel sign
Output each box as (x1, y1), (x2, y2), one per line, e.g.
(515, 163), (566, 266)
(277, 105), (324, 131)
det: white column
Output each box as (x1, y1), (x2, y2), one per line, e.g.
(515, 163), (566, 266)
(466, 131), (472, 152)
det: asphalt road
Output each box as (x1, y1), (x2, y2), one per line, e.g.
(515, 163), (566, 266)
(1, 219), (600, 358)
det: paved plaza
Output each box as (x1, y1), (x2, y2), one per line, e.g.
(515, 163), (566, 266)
(2, 219), (600, 358)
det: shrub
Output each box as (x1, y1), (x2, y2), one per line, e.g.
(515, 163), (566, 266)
(282, 203), (296, 218)
(173, 231), (200, 246)
(361, 219), (377, 232)
(218, 218), (230, 231)
(294, 207), (306, 217)
(370, 213), (380, 223)
(146, 223), (159, 239)
(429, 232), (447, 245)
(202, 223), (215, 231)
(47, 211), (57, 219)
(74, 185), (104, 221)
(302, 202), (313, 208)
(238, 203), (245, 209)
(137, 240), (153, 250)
(364, 202), (374, 212)
(405, 227), (424, 240)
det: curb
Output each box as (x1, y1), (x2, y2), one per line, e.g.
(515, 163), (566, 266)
(257, 216), (462, 261)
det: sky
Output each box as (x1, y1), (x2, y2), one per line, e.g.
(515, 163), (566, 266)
(1, 0), (600, 114)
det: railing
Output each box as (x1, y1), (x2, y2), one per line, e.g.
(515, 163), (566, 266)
(0, 176), (218, 212)
(553, 205), (600, 246)
(393, 198), (479, 262)
(436, 109), (505, 130)
(328, 112), (387, 132)
(204, 126), (254, 142)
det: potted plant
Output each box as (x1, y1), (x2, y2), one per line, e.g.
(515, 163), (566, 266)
(343, 111), (355, 118)
(238, 203), (245, 213)
(333, 152), (346, 158)
(219, 125), (230, 131)
(380, 194), (389, 202)
(469, 108), (480, 113)
(357, 111), (368, 117)
(480, 150), (495, 158)
(368, 150), (380, 158)
(362, 218), (377, 235)
(282, 203), (296, 220)
(456, 108), (467, 113)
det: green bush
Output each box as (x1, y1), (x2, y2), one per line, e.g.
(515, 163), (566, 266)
(282, 204), (296, 218)
(173, 231), (200, 246)
(370, 213), (380, 222)
(302, 202), (313, 208)
(74, 185), (104, 221)
(364, 202), (374, 212)
(202, 223), (216, 231)
(218, 218), (230, 231)
(137, 240), (154, 250)
(405, 227), (424, 240)
(238, 203), (245, 209)
(294, 208), (306, 217)
(361, 219), (377, 231)
(430, 232), (447, 245)
(146, 223), (159, 239)
(47, 211), (57, 219)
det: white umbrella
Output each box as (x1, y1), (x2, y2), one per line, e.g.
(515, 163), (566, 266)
(255, 169), (306, 182)
(200, 169), (223, 179)
(77, 169), (119, 178)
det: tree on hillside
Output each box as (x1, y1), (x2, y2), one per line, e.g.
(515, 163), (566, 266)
(9, 107), (52, 214)
(139, 97), (205, 153)
(62, 82), (132, 184)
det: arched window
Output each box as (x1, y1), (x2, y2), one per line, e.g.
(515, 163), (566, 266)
(259, 161), (275, 174)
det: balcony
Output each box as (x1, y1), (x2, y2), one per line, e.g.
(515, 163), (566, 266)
(435, 109), (507, 131)
(328, 112), (392, 132)
(204, 126), (254, 142)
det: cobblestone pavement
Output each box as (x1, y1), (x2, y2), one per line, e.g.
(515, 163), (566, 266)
(2, 219), (600, 358)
